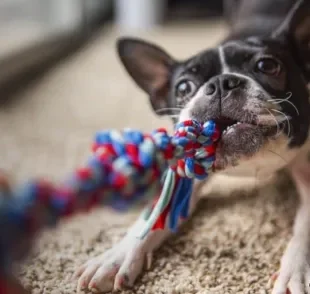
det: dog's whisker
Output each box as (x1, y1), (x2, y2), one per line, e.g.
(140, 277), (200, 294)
(156, 107), (182, 111)
(271, 92), (292, 101)
(270, 108), (291, 137)
(269, 99), (299, 116)
(268, 92), (299, 116)
(265, 108), (281, 137)
(155, 108), (182, 115)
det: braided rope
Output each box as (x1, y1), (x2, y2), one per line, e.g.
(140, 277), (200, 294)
(0, 119), (219, 292)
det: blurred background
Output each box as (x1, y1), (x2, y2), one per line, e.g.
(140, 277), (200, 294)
(0, 0), (225, 94)
(0, 0), (228, 182)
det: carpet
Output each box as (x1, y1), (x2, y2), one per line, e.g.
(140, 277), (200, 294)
(0, 21), (298, 294)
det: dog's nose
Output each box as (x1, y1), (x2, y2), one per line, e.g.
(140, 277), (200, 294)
(221, 75), (241, 90)
(205, 74), (242, 97)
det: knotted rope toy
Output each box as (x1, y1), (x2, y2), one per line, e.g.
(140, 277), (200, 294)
(0, 119), (219, 293)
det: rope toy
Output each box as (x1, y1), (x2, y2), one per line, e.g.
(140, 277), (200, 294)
(0, 119), (219, 293)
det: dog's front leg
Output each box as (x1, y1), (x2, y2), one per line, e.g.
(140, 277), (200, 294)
(272, 152), (310, 294)
(74, 180), (206, 293)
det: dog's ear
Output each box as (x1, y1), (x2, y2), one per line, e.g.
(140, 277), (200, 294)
(271, 0), (310, 81)
(117, 37), (176, 113)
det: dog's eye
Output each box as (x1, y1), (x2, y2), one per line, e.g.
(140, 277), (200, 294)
(256, 58), (281, 76)
(176, 81), (196, 98)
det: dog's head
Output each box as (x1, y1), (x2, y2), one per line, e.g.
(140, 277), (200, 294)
(117, 0), (310, 170)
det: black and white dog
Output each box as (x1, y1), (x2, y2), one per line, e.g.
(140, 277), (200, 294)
(75, 1), (310, 293)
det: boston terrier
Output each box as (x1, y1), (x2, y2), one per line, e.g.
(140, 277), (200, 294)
(75, 0), (310, 293)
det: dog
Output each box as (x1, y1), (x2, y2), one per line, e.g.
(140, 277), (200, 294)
(75, 0), (310, 293)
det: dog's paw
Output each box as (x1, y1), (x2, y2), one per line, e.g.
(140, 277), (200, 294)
(74, 235), (151, 293)
(271, 267), (310, 294)
(271, 240), (310, 294)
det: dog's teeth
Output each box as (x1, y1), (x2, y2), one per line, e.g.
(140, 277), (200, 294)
(222, 122), (243, 135)
(223, 122), (243, 133)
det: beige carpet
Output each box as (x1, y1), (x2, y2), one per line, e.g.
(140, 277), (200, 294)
(0, 21), (298, 294)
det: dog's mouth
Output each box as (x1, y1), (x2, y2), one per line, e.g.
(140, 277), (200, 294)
(187, 108), (289, 170)
(211, 115), (279, 170)
(213, 116), (258, 137)
(213, 114), (284, 139)
(213, 116), (240, 134)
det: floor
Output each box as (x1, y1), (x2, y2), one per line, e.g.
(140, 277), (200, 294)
(0, 22), (298, 294)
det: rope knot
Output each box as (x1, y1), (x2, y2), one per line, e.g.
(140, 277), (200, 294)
(171, 120), (219, 179)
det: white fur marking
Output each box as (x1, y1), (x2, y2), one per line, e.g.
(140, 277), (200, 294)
(218, 46), (229, 74)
